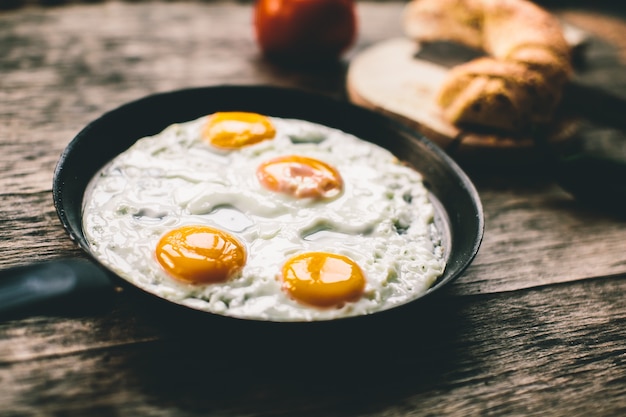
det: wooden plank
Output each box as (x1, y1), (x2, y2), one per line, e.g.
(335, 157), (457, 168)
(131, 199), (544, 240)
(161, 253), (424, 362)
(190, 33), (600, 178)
(0, 276), (624, 416)
(459, 175), (626, 295)
(0, 2), (624, 416)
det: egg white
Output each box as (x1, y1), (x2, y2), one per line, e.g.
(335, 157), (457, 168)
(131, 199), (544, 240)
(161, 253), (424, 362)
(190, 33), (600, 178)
(82, 115), (446, 321)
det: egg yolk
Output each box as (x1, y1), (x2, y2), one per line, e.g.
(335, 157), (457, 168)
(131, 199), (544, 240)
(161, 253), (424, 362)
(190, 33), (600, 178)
(202, 112), (276, 149)
(155, 225), (246, 284)
(256, 155), (343, 199)
(281, 252), (365, 308)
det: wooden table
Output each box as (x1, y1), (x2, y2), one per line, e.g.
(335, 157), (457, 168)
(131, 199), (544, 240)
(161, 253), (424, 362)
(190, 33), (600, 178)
(1, 1), (625, 415)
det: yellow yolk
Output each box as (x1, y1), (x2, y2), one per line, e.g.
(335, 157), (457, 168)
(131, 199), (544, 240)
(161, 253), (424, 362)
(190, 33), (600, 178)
(281, 252), (365, 308)
(256, 155), (343, 199)
(155, 225), (246, 284)
(202, 112), (276, 149)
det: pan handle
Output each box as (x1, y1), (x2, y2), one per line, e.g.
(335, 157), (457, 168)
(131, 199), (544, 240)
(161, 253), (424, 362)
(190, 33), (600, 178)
(0, 258), (114, 319)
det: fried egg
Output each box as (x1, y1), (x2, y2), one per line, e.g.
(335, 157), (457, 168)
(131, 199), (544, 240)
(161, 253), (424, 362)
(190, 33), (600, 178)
(82, 112), (446, 321)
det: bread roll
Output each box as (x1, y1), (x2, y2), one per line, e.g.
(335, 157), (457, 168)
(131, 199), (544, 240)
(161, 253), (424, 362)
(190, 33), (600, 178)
(404, 0), (572, 132)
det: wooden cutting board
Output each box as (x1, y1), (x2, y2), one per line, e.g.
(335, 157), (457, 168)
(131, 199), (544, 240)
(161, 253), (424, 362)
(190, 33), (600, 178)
(346, 37), (580, 167)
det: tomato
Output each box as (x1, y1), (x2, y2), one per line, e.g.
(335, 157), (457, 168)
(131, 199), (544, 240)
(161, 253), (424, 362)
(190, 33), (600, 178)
(253, 0), (357, 62)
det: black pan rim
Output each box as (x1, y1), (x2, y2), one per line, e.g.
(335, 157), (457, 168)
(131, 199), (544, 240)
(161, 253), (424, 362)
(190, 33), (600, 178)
(52, 84), (484, 324)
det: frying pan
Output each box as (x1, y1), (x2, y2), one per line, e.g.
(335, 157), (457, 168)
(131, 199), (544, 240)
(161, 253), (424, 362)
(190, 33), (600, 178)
(0, 85), (484, 324)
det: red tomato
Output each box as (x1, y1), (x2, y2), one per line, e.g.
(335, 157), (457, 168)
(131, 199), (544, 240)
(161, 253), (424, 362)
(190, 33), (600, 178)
(253, 0), (357, 62)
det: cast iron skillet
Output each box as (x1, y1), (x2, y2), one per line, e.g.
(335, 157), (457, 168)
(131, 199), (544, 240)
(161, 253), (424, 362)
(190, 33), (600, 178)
(2, 86), (484, 324)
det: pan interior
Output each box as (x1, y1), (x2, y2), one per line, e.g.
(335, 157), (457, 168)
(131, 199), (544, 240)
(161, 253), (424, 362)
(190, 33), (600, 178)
(53, 85), (483, 321)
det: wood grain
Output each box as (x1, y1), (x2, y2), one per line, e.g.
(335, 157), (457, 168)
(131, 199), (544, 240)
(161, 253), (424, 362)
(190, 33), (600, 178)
(0, 2), (625, 416)
(0, 276), (624, 416)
